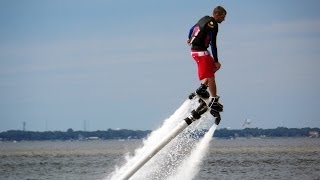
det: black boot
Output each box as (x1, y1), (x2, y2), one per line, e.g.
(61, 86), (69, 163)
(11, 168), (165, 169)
(208, 96), (223, 113)
(208, 96), (223, 125)
(195, 84), (210, 99)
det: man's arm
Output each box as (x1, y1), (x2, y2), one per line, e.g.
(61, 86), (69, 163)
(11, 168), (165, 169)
(187, 24), (196, 45)
(210, 31), (219, 62)
(188, 24), (196, 39)
(210, 31), (221, 71)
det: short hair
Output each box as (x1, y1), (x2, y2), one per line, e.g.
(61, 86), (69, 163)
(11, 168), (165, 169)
(213, 6), (227, 15)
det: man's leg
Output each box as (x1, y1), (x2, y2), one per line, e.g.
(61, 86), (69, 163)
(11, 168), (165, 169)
(201, 78), (208, 86)
(206, 77), (223, 113)
(206, 77), (217, 97)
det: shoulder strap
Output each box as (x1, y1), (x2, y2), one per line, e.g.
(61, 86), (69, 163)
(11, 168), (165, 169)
(197, 16), (215, 30)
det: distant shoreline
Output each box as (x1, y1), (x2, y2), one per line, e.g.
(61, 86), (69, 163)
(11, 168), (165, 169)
(0, 127), (319, 141)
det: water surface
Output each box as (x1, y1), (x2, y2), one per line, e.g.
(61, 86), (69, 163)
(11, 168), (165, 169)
(0, 138), (319, 180)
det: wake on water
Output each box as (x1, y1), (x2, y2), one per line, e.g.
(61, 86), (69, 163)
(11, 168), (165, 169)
(106, 99), (217, 180)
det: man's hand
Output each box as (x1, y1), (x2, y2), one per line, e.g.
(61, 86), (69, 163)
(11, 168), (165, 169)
(215, 62), (221, 72)
(187, 39), (191, 46)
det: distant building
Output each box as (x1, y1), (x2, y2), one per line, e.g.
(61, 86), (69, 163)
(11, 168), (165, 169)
(309, 131), (319, 138)
(86, 137), (99, 140)
(23, 122), (26, 131)
(242, 118), (251, 128)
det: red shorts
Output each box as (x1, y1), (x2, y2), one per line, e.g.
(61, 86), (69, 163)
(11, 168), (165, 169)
(191, 51), (217, 80)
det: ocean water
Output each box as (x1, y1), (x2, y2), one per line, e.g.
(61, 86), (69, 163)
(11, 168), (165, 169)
(0, 138), (319, 180)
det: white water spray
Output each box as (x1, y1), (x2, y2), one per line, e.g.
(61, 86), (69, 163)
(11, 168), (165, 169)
(106, 100), (194, 180)
(106, 99), (216, 180)
(168, 124), (217, 180)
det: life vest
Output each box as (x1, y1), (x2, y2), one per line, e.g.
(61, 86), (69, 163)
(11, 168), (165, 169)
(190, 16), (218, 51)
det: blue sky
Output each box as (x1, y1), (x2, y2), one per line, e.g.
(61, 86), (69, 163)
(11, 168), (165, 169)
(1, 0), (320, 131)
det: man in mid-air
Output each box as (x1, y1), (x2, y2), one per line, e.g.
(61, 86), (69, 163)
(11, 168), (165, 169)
(187, 6), (226, 121)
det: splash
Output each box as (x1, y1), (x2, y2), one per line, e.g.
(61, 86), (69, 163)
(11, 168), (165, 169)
(106, 99), (215, 180)
(168, 124), (217, 180)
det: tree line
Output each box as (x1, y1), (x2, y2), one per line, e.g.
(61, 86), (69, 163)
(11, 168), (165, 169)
(0, 127), (318, 141)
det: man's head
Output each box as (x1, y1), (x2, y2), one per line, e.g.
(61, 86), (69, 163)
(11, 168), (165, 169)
(213, 6), (227, 23)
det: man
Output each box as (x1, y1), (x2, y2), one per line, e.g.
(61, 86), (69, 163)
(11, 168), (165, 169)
(187, 6), (226, 116)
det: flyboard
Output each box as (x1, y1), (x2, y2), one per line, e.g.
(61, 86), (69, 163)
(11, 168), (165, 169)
(119, 93), (222, 180)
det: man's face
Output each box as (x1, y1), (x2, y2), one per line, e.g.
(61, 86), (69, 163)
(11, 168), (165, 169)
(215, 13), (226, 23)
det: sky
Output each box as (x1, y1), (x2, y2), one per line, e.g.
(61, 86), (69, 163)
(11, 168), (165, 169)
(0, 0), (320, 132)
